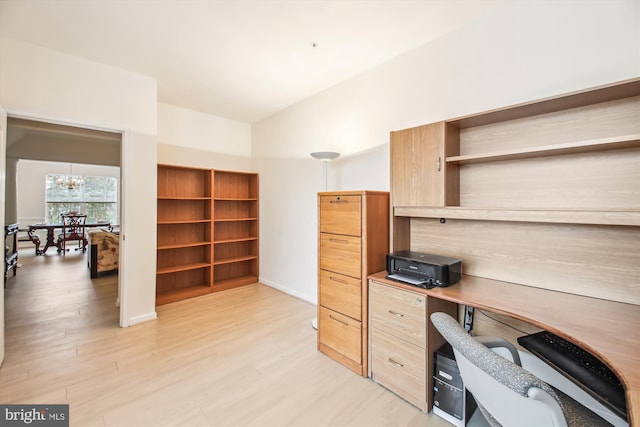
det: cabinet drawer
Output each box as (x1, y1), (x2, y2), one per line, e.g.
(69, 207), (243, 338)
(319, 270), (361, 320)
(318, 306), (362, 364)
(371, 328), (426, 409)
(319, 195), (361, 236)
(370, 281), (426, 348)
(319, 233), (362, 278)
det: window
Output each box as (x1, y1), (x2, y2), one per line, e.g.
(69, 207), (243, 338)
(45, 174), (118, 224)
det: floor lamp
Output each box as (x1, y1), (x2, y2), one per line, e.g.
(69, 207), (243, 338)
(310, 151), (340, 330)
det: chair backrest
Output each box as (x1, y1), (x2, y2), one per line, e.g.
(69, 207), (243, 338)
(61, 213), (87, 237)
(430, 312), (568, 427)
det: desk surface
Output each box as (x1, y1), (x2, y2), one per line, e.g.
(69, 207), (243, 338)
(369, 271), (640, 426)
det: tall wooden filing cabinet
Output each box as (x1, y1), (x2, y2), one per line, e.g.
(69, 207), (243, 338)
(317, 190), (389, 376)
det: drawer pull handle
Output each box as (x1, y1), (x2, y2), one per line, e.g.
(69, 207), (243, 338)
(388, 310), (404, 317)
(329, 315), (348, 326)
(330, 238), (349, 244)
(389, 358), (404, 368)
(330, 276), (349, 284)
(329, 199), (349, 204)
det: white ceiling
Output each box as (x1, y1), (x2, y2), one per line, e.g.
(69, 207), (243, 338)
(0, 0), (506, 124)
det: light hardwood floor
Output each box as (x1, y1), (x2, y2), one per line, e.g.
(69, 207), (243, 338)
(1, 250), (451, 427)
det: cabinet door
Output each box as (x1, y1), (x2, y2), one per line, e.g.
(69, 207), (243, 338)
(391, 122), (446, 207)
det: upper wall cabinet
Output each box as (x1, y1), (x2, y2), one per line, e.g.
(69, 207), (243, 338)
(390, 122), (459, 208)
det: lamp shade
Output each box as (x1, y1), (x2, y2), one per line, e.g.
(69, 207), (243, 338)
(310, 151), (340, 161)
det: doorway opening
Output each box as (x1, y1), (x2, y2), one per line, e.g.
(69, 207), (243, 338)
(5, 117), (123, 331)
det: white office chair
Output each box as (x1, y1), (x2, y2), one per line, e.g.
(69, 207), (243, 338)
(430, 312), (613, 427)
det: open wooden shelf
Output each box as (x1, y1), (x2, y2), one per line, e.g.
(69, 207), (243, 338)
(158, 196), (211, 200)
(157, 241), (210, 250)
(214, 198), (258, 201)
(156, 262), (210, 275)
(214, 237), (258, 244)
(446, 134), (640, 165)
(213, 218), (258, 222)
(155, 285), (211, 306)
(447, 77), (640, 129)
(157, 219), (210, 225)
(394, 206), (640, 226)
(212, 275), (258, 291)
(213, 255), (258, 265)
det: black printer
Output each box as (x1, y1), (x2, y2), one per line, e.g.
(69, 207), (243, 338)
(386, 251), (462, 288)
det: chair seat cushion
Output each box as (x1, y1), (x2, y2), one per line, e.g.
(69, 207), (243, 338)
(554, 388), (612, 427)
(58, 232), (86, 239)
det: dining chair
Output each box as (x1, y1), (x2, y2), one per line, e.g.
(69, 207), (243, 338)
(57, 213), (88, 255)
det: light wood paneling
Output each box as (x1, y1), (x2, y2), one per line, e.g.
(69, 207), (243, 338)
(458, 96), (640, 156)
(411, 217), (640, 305)
(459, 148), (640, 209)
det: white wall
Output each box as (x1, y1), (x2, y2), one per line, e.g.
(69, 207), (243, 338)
(0, 37), (158, 327)
(157, 103), (253, 171)
(158, 103), (251, 156)
(16, 160), (120, 225)
(253, 0), (640, 304)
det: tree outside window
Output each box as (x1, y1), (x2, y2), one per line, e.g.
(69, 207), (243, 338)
(45, 174), (118, 224)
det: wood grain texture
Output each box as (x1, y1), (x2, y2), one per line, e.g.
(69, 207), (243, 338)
(411, 217), (640, 305)
(368, 279), (457, 413)
(391, 123), (446, 207)
(369, 271), (640, 425)
(317, 191), (389, 377)
(370, 282), (427, 348)
(1, 252), (452, 427)
(457, 96), (640, 156)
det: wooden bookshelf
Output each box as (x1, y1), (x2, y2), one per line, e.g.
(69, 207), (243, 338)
(156, 165), (259, 305)
(213, 170), (259, 291)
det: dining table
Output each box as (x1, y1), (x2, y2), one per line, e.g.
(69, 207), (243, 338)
(27, 222), (112, 255)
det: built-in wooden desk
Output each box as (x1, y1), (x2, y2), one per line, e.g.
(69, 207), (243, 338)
(368, 271), (640, 426)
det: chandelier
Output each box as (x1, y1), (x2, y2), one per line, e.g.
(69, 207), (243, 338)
(56, 174), (85, 190)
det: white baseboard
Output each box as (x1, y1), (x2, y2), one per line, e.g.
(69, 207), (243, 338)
(259, 277), (316, 305)
(126, 311), (157, 327)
